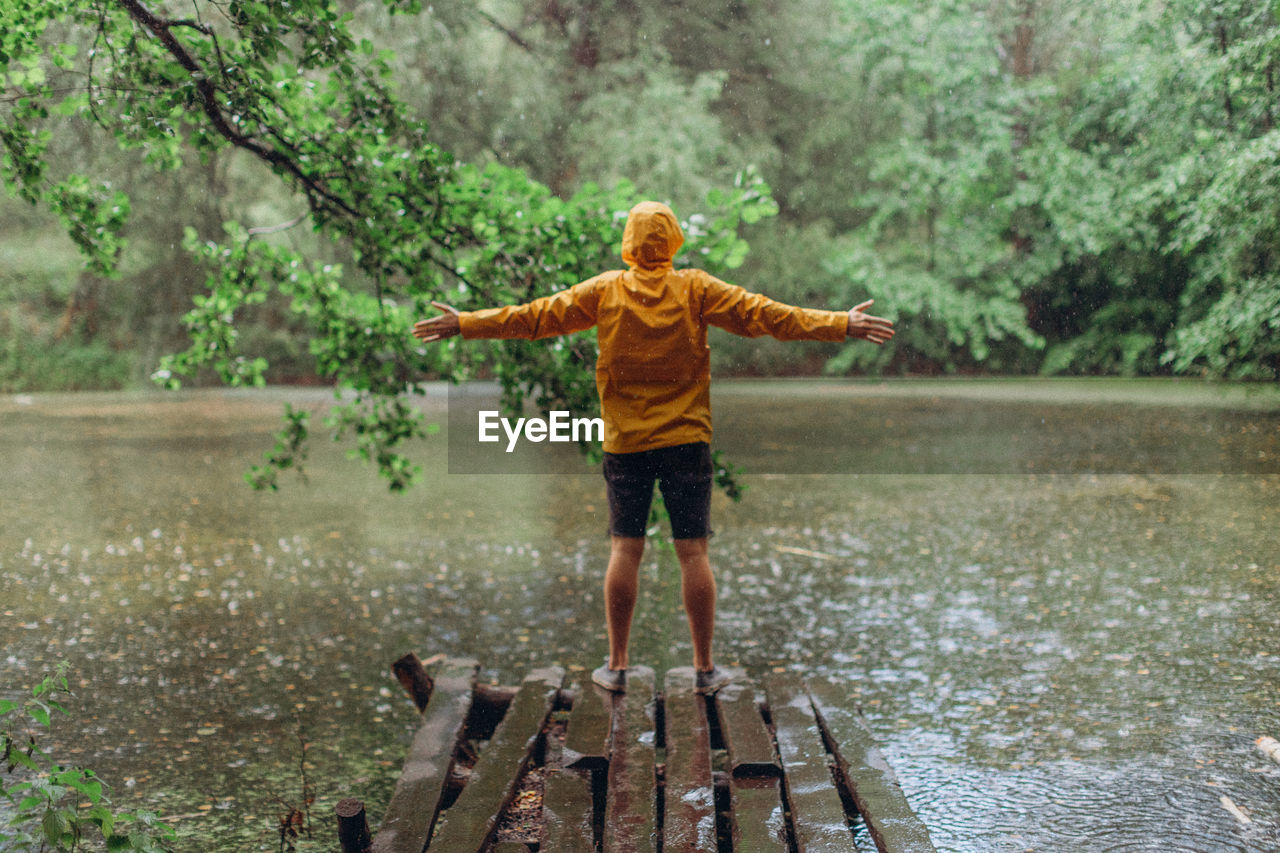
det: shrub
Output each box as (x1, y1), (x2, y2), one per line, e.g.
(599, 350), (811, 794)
(1, 663), (175, 852)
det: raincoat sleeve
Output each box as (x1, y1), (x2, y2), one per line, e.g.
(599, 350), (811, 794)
(458, 277), (602, 340)
(700, 275), (848, 341)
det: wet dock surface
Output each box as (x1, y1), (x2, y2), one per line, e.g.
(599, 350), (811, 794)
(353, 654), (934, 853)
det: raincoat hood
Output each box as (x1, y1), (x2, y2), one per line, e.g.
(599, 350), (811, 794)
(621, 201), (684, 272)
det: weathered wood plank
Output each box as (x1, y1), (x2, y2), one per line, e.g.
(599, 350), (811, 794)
(710, 679), (787, 851)
(714, 679), (787, 851)
(392, 652), (436, 712)
(371, 660), (928, 853)
(541, 768), (596, 852)
(371, 658), (478, 853)
(716, 679), (780, 779)
(662, 667), (717, 852)
(729, 775), (789, 852)
(562, 670), (613, 771)
(807, 680), (935, 853)
(428, 667), (564, 852)
(604, 665), (656, 853)
(764, 672), (855, 852)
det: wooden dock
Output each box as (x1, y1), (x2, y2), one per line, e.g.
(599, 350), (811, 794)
(336, 653), (934, 853)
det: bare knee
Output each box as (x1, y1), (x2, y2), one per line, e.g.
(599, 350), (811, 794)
(673, 537), (709, 563)
(610, 535), (646, 564)
(674, 538), (713, 588)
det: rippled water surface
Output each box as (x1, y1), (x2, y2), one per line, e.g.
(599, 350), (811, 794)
(2, 380), (1278, 851)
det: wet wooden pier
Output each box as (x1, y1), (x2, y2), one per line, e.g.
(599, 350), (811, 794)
(336, 653), (934, 853)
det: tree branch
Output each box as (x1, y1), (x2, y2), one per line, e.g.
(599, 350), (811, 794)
(247, 212), (309, 235)
(116, 0), (362, 220)
(114, 0), (495, 297)
(476, 8), (536, 54)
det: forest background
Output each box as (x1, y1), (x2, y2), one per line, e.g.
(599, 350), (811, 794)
(2, 0), (1278, 484)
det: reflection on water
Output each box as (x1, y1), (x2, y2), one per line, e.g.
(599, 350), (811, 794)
(2, 381), (1278, 851)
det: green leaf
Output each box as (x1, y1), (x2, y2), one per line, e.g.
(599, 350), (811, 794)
(7, 749), (41, 771)
(87, 804), (116, 835)
(67, 773), (105, 804)
(42, 809), (69, 845)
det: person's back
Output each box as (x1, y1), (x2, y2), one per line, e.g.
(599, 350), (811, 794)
(458, 201), (851, 453)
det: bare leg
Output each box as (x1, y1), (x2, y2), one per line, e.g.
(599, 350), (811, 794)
(605, 536), (645, 670)
(674, 537), (716, 672)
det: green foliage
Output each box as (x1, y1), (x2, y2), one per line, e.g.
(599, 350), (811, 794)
(0, 337), (132, 392)
(1020, 0), (1280, 379)
(712, 449), (747, 503)
(3, 0), (1278, 485)
(818, 0), (1280, 379)
(1168, 274), (1280, 379)
(817, 0), (1046, 374)
(1, 663), (176, 852)
(1164, 125), (1280, 379)
(0, 306), (132, 392)
(0, 0), (783, 489)
(246, 402), (311, 490)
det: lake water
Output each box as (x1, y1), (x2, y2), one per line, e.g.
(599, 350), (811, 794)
(2, 380), (1278, 851)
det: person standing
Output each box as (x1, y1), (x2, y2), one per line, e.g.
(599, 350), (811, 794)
(413, 201), (894, 693)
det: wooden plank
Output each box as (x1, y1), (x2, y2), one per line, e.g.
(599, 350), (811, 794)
(712, 680), (787, 852)
(807, 680), (935, 853)
(428, 667), (564, 852)
(541, 769), (596, 852)
(662, 667), (717, 852)
(764, 672), (855, 852)
(716, 679), (780, 779)
(371, 658), (478, 853)
(392, 652), (436, 712)
(562, 669), (613, 770)
(728, 775), (789, 853)
(604, 665), (656, 853)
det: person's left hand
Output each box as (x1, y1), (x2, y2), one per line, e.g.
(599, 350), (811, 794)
(846, 299), (895, 344)
(412, 301), (461, 342)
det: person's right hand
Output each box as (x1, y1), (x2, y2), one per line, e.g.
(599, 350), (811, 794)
(846, 300), (895, 344)
(412, 301), (461, 342)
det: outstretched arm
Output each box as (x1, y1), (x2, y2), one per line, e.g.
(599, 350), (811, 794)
(413, 280), (601, 343)
(701, 276), (894, 344)
(846, 300), (895, 344)
(412, 301), (461, 343)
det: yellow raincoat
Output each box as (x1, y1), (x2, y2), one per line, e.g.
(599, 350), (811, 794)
(458, 201), (849, 454)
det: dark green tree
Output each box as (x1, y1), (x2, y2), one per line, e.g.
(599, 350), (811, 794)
(821, 0), (1047, 374)
(1, 0), (776, 488)
(1159, 0), (1280, 379)
(1019, 0), (1279, 378)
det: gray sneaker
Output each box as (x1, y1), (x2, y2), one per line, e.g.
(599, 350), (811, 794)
(694, 665), (732, 695)
(591, 663), (627, 693)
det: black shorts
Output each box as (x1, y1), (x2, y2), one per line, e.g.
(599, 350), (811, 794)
(603, 442), (713, 540)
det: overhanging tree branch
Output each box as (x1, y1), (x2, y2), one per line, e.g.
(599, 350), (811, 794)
(117, 0), (362, 220)
(475, 8), (536, 54)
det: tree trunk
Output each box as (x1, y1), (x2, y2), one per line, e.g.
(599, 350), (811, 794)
(56, 275), (102, 342)
(1010, 0), (1035, 259)
(1217, 19), (1234, 129)
(1265, 60), (1275, 131)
